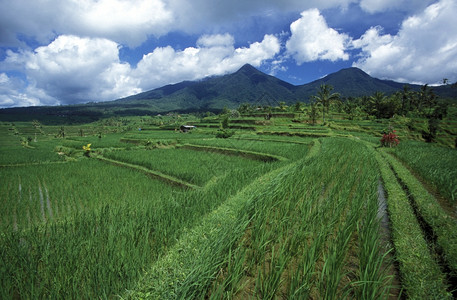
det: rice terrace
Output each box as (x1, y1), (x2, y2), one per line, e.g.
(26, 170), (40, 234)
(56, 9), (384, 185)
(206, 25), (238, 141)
(1, 74), (457, 299)
(2, 0), (457, 297)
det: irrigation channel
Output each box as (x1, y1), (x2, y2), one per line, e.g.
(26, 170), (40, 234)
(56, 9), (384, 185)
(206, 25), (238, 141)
(388, 161), (457, 298)
(373, 145), (457, 299)
(376, 180), (403, 299)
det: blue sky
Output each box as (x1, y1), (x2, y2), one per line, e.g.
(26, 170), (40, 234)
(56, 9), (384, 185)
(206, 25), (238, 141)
(1, 0), (456, 108)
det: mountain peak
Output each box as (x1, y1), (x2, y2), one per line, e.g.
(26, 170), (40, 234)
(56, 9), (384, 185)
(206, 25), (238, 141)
(331, 67), (370, 77)
(236, 64), (261, 75)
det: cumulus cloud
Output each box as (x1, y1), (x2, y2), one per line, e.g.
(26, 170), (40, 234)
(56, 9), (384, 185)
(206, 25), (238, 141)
(0, 0), (358, 48)
(0, 0), (173, 47)
(133, 33), (280, 89)
(0, 73), (57, 107)
(353, 0), (457, 84)
(2, 33), (280, 107)
(285, 9), (351, 64)
(3, 35), (140, 105)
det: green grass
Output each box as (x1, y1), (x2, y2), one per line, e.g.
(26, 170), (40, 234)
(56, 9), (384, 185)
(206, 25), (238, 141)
(0, 138), (65, 165)
(183, 138), (310, 160)
(60, 133), (132, 148)
(394, 140), (457, 203)
(380, 149), (457, 277)
(0, 155), (277, 298)
(0, 159), (175, 231)
(103, 147), (267, 185)
(365, 141), (452, 299)
(127, 138), (395, 299)
(1, 117), (456, 299)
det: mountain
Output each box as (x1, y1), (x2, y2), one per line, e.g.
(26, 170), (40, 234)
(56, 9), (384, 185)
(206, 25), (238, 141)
(113, 64), (298, 111)
(113, 64), (456, 111)
(296, 67), (456, 99)
(295, 67), (404, 98)
(1, 64), (456, 123)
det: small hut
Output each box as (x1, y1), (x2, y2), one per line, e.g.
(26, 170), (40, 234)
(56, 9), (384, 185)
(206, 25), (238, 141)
(180, 125), (196, 132)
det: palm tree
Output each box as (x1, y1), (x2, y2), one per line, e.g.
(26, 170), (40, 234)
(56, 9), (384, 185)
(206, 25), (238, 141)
(312, 84), (340, 124)
(369, 91), (387, 119)
(418, 84), (437, 117)
(400, 85), (412, 115)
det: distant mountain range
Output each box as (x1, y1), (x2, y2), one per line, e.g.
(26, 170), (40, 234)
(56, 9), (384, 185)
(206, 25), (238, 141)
(109, 64), (456, 111)
(1, 64), (456, 123)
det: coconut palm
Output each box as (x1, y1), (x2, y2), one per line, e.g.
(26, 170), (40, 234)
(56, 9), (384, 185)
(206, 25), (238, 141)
(312, 84), (340, 124)
(368, 91), (387, 119)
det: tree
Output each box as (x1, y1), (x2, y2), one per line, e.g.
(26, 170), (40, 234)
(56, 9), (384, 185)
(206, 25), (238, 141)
(342, 98), (359, 120)
(368, 91), (386, 119)
(57, 126), (65, 138)
(312, 84), (340, 124)
(418, 84), (437, 117)
(423, 117), (439, 143)
(221, 116), (229, 129)
(400, 85), (412, 115)
(308, 101), (319, 125)
(294, 101), (302, 112)
(238, 103), (252, 114)
(278, 101), (287, 111)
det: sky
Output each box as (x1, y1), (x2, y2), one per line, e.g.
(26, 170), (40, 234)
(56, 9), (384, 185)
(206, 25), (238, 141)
(1, 0), (456, 108)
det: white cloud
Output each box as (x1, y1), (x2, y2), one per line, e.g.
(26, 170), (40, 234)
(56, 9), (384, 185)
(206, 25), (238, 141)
(133, 34), (280, 90)
(1, 33), (280, 107)
(3, 35), (140, 105)
(353, 0), (457, 84)
(197, 34), (235, 48)
(0, 73), (55, 107)
(285, 9), (351, 64)
(0, 0), (358, 48)
(0, 0), (173, 47)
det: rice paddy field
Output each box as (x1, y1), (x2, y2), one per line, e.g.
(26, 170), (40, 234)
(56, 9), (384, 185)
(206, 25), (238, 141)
(1, 115), (456, 299)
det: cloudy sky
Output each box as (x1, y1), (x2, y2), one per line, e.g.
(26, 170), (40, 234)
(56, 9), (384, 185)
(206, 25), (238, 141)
(1, 0), (456, 108)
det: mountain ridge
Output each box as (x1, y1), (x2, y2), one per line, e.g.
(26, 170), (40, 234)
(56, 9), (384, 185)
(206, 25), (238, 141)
(1, 64), (456, 123)
(113, 64), (456, 111)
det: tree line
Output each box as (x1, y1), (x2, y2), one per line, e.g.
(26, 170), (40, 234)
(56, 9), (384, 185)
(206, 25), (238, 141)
(236, 83), (455, 143)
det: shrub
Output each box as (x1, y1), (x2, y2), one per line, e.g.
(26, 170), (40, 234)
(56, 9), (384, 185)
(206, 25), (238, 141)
(380, 128), (399, 147)
(215, 129), (234, 139)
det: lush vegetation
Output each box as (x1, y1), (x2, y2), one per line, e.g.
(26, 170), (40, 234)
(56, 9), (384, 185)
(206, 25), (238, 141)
(1, 85), (456, 299)
(103, 147), (266, 186)
(393, 140), (457, 202)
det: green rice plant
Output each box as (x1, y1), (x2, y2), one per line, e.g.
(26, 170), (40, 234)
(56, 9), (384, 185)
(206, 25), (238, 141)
(184, 138), (310, 160)
(352, 201), (394, 299)
(103, 147), (266, 186)
(394, 140), (457, 202)
(124, 129), (211, 141)
(1, 146), (277, 298)
(380, 149), (457, 277)
(0, 138), (65, 165)
(364, 141), (452, 299)
(209, 246), (249, 298)
(126, 162), (295, 299)
(0, 160), (175, 231)
(203, 138), (392, 299)
(181, 143), (286, 162)
(254, 242), (291, 299)
(128, 139), (321, 299)
(61, 133), (131, 148)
